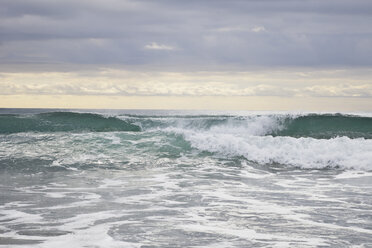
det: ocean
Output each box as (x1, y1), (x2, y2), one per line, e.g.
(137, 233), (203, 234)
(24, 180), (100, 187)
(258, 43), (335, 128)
(0, 108), (371, 247)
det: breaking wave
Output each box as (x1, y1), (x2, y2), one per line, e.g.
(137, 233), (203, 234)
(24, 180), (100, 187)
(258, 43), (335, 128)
(124, 113), (372, 139)
(152, 113), (372, 170)
(173, 129), (372, 170)
(1, 111), (371, 170)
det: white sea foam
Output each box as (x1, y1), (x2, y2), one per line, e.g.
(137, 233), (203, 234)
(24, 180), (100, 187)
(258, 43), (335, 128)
(209, 115), (285, 136)
(0, 209), (43, 224)
(334, 170), (372, 179)
(168, 127), (372, 170)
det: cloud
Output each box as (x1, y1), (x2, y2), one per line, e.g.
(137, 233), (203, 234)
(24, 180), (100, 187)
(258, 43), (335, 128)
(1, 68), (371, 98)
(1, 0), (372, 67)
(251, 26), (265, 33)
(0, 80), (295, 97)
(212, 26), (266, 33)
(305, 84), (372, 97)
(144, 42), (175, 51)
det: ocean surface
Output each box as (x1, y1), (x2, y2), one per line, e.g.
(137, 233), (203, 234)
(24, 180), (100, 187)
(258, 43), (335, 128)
(0, 108), (371, 247)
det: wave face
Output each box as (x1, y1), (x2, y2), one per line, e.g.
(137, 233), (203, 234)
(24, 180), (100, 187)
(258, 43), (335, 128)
(1, 110), (371, 170)
(274, 114), (372, 139)
(0, 112), (141, 133)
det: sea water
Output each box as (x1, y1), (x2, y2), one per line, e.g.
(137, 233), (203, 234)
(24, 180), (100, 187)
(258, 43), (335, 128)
(0, 109), (371, 247)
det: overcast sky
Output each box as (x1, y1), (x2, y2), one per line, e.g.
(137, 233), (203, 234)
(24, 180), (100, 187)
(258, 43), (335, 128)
(1, 0), (372, 110)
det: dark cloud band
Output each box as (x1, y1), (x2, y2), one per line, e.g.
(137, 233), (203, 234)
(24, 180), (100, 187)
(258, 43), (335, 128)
(0, 0), (372, 67)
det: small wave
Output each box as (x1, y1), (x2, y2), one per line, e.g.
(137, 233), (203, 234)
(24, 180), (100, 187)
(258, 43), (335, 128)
(0, 112), (141, 134)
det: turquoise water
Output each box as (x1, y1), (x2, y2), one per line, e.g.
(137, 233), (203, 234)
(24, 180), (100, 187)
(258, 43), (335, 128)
(0, 109), (371, 247)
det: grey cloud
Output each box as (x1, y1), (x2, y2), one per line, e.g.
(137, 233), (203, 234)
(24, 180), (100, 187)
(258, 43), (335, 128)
(1, 0), (372, 68)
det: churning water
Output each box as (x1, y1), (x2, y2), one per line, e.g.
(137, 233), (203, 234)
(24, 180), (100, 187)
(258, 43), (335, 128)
(1, 109), (371, 247)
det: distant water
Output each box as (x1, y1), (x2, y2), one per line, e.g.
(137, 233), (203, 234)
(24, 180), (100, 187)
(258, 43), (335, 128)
(1, 109), (371, 247)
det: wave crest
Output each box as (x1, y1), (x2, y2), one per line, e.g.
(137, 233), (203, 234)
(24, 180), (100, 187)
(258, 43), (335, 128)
(125, 113), (372, 139)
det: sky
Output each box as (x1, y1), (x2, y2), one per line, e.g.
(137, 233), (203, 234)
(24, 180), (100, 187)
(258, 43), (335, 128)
(1, 0), (372, 110)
